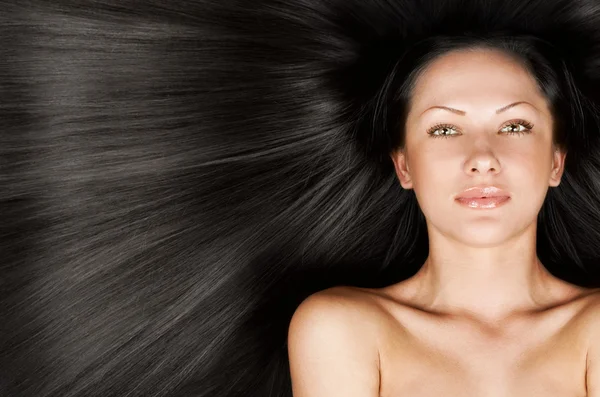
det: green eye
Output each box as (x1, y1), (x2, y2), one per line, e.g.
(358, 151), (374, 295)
(427, 124), (458, 138)
(500, 120), (535, 134)
(426, 119), (535, 139)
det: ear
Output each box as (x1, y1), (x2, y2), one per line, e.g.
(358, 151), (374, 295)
(390, 149), (413, 190)
(549, 147), (567, 187)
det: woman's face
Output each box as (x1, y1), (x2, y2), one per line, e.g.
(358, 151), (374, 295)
(390, 48), (566, 247)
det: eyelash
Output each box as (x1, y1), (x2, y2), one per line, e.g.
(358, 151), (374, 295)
(426, 119), (535, 139)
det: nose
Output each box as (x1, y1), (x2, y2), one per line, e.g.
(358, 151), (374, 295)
(464, 149), (501, 175)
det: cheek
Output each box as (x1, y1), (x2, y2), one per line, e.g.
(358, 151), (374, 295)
(507, 148), (554, 208)
(507, 147), (552, 184)
(409, 148), (457, 207)
(410, 148), (447, 181)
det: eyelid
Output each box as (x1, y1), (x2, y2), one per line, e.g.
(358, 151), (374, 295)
(426, 118), (535, 137)
(497, 118), (534, 130)
(427, 123), (458, 137)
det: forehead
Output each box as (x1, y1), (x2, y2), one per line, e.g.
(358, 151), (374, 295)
(409, 48), (550, 113)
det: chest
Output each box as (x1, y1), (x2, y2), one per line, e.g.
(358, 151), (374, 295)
(378, 312), (588, 397)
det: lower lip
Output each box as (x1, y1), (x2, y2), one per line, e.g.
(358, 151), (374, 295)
(455, 196), (510, 209)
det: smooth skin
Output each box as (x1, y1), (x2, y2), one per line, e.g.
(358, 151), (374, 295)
(288, 48), (600, 396)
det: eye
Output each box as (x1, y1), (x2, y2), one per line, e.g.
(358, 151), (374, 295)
(427, 123), (459, 139)
(500, 119), (535, 135)
(426, 119), (535, 139)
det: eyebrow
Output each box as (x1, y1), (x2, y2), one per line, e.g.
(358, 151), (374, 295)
(420, 101), (534, 116)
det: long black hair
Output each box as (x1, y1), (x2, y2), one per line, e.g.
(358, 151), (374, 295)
(2, 0), (600, 396)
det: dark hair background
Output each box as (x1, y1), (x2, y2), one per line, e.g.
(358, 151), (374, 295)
(2, 1), (600, 396)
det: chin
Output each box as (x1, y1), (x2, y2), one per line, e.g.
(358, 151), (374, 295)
(464, 227), (528, 247)
(443, 224), (519, 248)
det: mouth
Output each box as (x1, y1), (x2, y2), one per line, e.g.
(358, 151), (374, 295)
(454, 186), (511, 209)
(455, 196), (511, 209)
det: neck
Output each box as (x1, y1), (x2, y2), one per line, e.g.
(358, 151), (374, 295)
(408, 223), (567, 323)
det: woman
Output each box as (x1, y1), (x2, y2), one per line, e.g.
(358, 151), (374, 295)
(288, 42), (600, 396)
(1, 1), (600, 397)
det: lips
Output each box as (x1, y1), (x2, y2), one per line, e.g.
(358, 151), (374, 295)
(455, 186), (510, 199)
(455, 186), (511, 209)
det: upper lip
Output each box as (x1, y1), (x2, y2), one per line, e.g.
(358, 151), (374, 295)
(455, 185), (511, 199)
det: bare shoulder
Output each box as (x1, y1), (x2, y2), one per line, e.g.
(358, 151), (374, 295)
(289, 285), (386, 339)
(287, 286), (382, 397)
(579, 288), (600, 396)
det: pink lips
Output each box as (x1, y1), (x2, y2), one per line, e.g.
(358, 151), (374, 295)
(455, 186), (511, 209)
